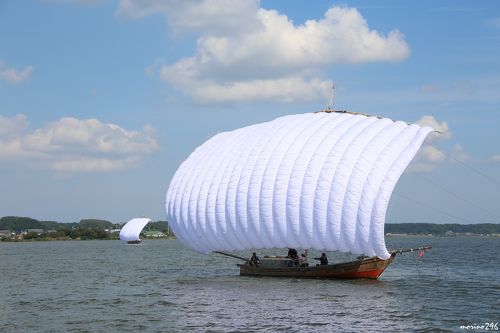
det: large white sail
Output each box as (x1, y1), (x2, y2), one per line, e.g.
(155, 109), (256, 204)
(119, 218), (151, 242)
(165, 112), (433, 259)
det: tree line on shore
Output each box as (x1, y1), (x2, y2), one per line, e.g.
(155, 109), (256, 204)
(0, 216), (174, 241)
(1, 216), (499, 242)
(385, 222), (499, 235)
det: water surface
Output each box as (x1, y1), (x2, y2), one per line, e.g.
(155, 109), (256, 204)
(1, 236), (498, 332)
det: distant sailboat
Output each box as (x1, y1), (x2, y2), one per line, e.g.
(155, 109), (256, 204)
(165, 110), (434, 279)
(120, 218), (151, 244)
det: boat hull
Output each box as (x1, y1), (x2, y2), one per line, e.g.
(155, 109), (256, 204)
(126, 240), (141, 245)
(238, 253), (395, 279)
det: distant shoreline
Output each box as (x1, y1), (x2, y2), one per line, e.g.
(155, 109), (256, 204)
(0, 236), (176, 243)
(0, 216), (175, 242)
(385, 233), (499, 237)
(1, 216), (499, 242)
(2, 234), (498, 244)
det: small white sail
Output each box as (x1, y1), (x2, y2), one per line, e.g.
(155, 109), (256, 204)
(165, 112), (433, 259)
(119, 218), (151, 242)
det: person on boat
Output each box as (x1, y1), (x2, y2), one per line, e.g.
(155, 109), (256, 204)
(314, 253), (328, 266)
(287, 248), (298, 259)
(287, 248), (300, 266)
(249, 252), (261, 266)
(299, 253), (309, 267)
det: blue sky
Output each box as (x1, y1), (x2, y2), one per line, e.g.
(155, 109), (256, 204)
(1, 0), (499, 224)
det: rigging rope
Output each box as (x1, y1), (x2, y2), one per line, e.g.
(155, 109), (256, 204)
(396, 145), (500, 224)
(394, 192), (474, 224)
(435, 147), (500, 186)
(414, 172), (500, 222)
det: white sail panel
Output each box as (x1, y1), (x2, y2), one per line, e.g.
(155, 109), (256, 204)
(165, 112), (433, 259)
(119, 217), (151, 242)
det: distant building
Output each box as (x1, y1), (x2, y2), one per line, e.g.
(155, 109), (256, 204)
(142, 230), (165, 238)
(0, 230), (12, 237)
(27, 229), (45, 235)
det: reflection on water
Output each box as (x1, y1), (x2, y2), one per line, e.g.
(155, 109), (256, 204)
(0, 237), (498, 332)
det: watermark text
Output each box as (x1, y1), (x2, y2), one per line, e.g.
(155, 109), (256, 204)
(460, 323), (498, 331)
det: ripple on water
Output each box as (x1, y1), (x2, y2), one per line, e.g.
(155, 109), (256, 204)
(1, 237), (498, 332)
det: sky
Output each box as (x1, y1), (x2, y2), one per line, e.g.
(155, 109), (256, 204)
(1, 0), (499, 224)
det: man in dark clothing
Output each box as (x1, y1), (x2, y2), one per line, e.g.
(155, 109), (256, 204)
(249, 252), (260, 266)
(314, 253), (328, 265)
(287, 248), (298, 259)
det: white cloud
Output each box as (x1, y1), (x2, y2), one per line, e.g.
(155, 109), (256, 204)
(450, 144), (469, 162)
(416, 115), (451, 141)
(117, 0), (262, 35)
(51, 156), (140, 172)
(0, 61), (33, 84)
(0, 115), (158, 172)
(125, 1), (409, 103)
(407, 115), (463, 172)
(420, 145), (446, 162)
(406, 161), (435, 173)
(491, 155), (500, 162)
(408, 145), (445, 173)
(161, 75), (333, 104)
(0, 114), (29, 139)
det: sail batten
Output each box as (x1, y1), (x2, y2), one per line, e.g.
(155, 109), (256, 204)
(165, 112), (432, 258)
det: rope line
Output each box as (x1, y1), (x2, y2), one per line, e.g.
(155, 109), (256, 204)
(394, 192), (474, 224)
(435, 147), (500, 186)
(415, 172), (500, 221)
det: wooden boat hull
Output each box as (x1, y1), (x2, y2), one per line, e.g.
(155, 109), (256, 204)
(127, 240), (141, 244)
(238, 253), (395, 279)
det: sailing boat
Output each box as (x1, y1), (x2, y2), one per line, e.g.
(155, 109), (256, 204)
(165, 110), (434, 279)
(119, 217), (151, 244)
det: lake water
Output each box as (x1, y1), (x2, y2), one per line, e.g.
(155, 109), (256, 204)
(1, 236), (498, 332)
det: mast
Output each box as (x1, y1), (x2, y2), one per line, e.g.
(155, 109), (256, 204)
(214, 251), (248, 261)
(327, 84), (335, 110)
